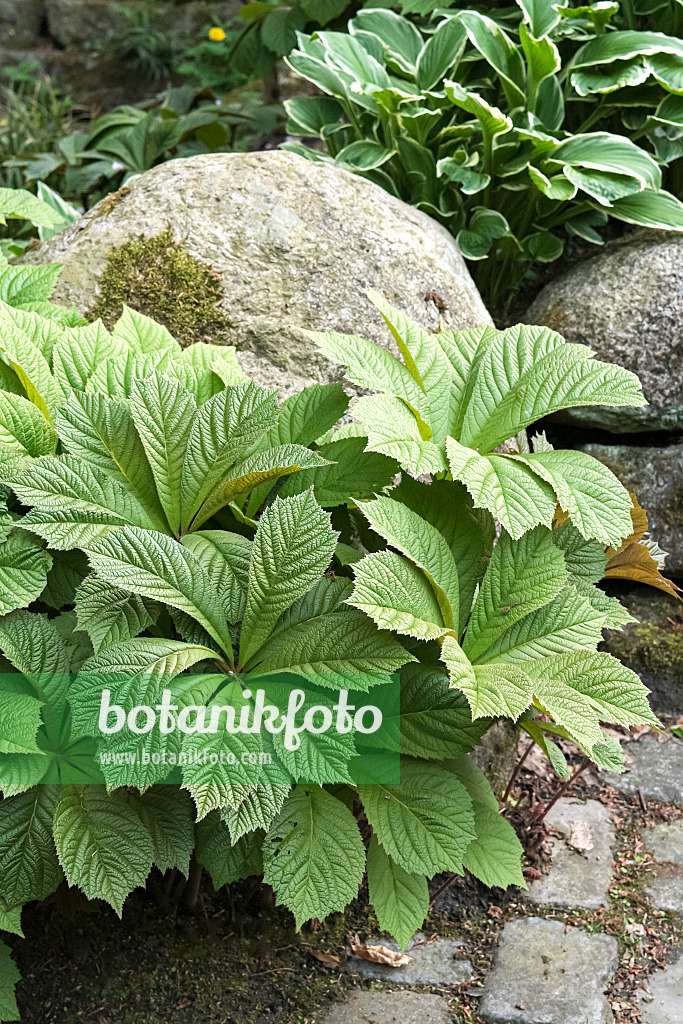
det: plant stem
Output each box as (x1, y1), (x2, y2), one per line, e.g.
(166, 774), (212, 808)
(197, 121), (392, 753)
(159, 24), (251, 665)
(534, 755), (590, 823)
(184, 856), (203, 912)
(503, 736), (535, 803)
(428, 873), (457, 909)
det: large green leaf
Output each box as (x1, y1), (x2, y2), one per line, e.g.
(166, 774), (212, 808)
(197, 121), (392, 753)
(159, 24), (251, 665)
(0, 609), (70, 709)
(359, 496), (460, 629)
(74, 575), (157, 653)
(462, 526), (566, 663)
(0, 323), (65, 423)
(360, 759), (475, 875)
(221, 784), (290, 844)
(52, 786), (154, 915)
(130, 373), (196, 536)
(85, 527), (235, 658)
(0, 187), (63, 228)
(111, 306), (180, 356)
(195, 814), (263, 888)
(0, 692), (43, 756)
(441, 633), (533, 720)
(277, 437), (398, 507)
(0, 786), (62, 909)
(263, 786), (365, 928)
(0, 939), (20, 1022)
(349, 549), (447, 641)
(367, 835), (428, 950)
(399, 663), (489, 760)
(180, 531), (251, 624)
(0, 392), (57, 457)
(51, 321), (126, 394)
(135, 788), (195, 875)
(0, 533), (52, 616)
(239, 492), (337, 665)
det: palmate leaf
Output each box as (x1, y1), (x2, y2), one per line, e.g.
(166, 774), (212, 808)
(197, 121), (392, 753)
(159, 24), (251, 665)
(448, 756), (525, 889)
(196, 814), (263, 889)
(398, 663), (489, 760)
(69, 637), (219, 736)
(479, 586), (607, 664)
(360, 760), (476, 876)
(221, 784), (291, 844)
(390, 477), (492, 635)
(85, 527), (235, 658)
(130, 373), (196, 537)
(180, 531), (251, 624)
(51, 321), (127, 393)
(0, 692), (43, 756)
(0, 786), (63, 909)
(358, 496), (460, 630)
(239, 492), (338, 666)
(250, 598), (411, 687)
(74, 574), (157, 653)
(0, 533), (52, 616)
(462, 526), (566, 664)
(194, 445), (330, 531)
(441, 633), (533, 720)
(52, 786), (154, 915)
(56, 391), (167, 530)
(349, 549), (447, 640)
(9, 455), (160, 532)
(134, 788), (195, 876)
(367, 835), (428, 951)
(0, 392), (57, 457)
(0, 940), (20, 1023)
(263, 786), (366, 929)
(111, 306), (180, 356)
(179, 383), (278, 530)
(0, 609), (71, 709)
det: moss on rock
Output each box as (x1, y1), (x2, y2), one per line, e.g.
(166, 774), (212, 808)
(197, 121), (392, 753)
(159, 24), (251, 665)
(88, 230), (229, 346)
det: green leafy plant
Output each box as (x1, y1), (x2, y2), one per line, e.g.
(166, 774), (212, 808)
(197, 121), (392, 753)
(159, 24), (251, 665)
(8, 87), (280, 208)
(283, 3), (683, 308)
(0, 294), (660, 1020)
(104, 3), (182, 82)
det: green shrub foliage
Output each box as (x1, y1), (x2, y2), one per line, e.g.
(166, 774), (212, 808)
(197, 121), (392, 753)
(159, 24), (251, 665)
(0, 292), (659, 1019)
(283, 2), (683, 307)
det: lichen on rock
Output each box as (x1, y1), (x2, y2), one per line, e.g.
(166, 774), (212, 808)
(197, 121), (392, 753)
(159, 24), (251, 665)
(87, 230), (229, 346)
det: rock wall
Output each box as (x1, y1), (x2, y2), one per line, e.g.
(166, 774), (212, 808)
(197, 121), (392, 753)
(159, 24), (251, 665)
(0, 0), (240, 110)
(528, 230), (683, 712)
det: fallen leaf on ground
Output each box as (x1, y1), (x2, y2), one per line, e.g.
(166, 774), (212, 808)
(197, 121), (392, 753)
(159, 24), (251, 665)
(310, 950), (340, 966)
(351, 943), (411, 967)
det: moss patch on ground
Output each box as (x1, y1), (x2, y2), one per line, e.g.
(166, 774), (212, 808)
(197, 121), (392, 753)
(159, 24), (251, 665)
(88, 230), (230, 346)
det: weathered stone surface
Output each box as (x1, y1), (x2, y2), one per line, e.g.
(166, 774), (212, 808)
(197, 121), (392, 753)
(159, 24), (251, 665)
(643, 822), (683, 915)
(478, 917), (618, 1024)
(582, 442), (683, 577)
(471, 720), (518, 799)
(348, 933), (473, 985)
(0, 0), (44, 48)
(610, 736), (683, 807)
(600, 587), (683, 715)
(19, 151), (492, 396)
(528, 799), (615, 909)
(323, 991), (451, 1024)
(638, 951), (683, 1023)
(45, 0), (240, 50)
(527, 231), (683, 433)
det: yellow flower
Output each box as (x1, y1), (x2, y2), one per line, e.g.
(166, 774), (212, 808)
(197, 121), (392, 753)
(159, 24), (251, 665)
(209, 26), (226, 41)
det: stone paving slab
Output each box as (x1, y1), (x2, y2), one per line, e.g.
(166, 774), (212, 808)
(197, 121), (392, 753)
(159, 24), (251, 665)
(528, 798), (615, 910)
(323, 990), (451, 1024)
(643, 821), (683, 915)
(348, 932), (473, 985)
(478, 917), (618, 1024)
(610, 736), (683, 807)
(637, 950), (683, 1024)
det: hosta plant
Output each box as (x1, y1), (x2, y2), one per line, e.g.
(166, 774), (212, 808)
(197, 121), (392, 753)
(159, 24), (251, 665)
(283, 3), (683, 307)
(0, 297), (661, 1020)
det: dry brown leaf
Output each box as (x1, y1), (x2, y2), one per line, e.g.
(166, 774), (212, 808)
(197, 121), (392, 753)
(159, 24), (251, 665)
(568, 820), (594, 852)
(351, 943), (411, 967)
(604, 494), (681, 599)
(310, 950), (340, 966)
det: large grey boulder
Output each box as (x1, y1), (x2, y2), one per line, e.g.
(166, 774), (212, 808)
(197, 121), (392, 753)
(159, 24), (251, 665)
(19, 151), (492, 395)
(582, 441), (683, 577)
(0, 0), (43, 47)
(527, 231), (683, 433)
